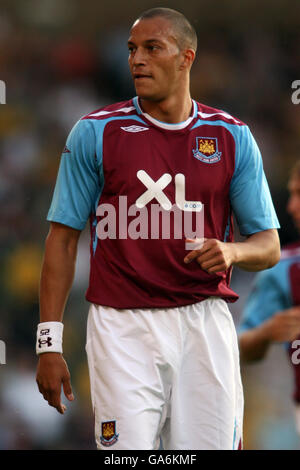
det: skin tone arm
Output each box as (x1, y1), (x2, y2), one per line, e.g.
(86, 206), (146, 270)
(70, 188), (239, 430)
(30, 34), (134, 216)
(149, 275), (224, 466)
(36, 222), (81, 414)
(184, 229), (281, 273)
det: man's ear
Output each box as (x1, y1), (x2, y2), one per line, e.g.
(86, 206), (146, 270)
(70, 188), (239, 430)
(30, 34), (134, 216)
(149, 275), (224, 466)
(179, 48), (196, 70)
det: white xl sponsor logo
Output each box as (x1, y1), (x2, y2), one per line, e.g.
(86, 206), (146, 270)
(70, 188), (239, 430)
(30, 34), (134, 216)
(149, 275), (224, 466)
(96, 171), (204, 249)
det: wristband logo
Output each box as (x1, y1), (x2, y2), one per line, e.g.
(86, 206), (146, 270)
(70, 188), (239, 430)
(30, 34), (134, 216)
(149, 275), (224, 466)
(40, 328), (50, 336)
(38, 337), (52, 348)
(0, 340), (6, 365)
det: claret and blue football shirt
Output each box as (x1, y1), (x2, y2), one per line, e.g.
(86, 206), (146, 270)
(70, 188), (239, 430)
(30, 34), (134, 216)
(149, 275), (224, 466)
(47, 97), (279, 308)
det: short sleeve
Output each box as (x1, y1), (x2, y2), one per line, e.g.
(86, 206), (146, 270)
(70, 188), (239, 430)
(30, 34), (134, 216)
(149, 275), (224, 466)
(238, 268), (286, 333)
(47, 119), (103, 230)
(230, 126), (280, 236)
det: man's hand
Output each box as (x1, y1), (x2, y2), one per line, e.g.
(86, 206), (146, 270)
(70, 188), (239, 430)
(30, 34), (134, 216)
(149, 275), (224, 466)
(36, 352), (74, 414)
(184, 238), (236, 273)
(262, 307), (300, 343)
(184, 229), (280, 273)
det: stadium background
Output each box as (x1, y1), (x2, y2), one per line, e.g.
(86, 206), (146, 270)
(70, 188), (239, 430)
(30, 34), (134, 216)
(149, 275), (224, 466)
(0, 0), (299, 450)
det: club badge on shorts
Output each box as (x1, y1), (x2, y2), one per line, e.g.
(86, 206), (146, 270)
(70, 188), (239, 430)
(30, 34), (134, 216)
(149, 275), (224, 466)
(193, 137), (222, 163)
(100, 420), (119, 447)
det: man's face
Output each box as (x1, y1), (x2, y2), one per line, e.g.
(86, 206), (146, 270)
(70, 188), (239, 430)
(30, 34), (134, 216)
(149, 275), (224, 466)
(128, 17), (183, 102)
(287, 175), (300, 233)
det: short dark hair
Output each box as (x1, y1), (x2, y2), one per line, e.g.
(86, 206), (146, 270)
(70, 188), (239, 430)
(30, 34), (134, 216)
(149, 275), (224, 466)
(136, 7), (197, 53)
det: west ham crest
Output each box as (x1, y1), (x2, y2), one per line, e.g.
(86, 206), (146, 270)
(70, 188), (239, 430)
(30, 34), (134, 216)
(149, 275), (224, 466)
(100, 420), (119, 447)
(193, 137), (222, 163)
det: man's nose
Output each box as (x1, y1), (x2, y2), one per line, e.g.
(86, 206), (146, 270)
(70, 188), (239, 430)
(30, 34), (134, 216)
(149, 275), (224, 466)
(131, 47), (147, 66)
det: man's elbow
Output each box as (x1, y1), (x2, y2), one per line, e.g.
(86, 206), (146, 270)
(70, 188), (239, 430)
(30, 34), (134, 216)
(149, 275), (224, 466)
(44, 222), (81, 259)
(266, 229), (281, 269)
(268, 249), (280, 269)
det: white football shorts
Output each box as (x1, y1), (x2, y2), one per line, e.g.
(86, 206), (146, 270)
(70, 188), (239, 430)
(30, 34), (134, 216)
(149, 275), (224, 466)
(85, 298), (243, 450)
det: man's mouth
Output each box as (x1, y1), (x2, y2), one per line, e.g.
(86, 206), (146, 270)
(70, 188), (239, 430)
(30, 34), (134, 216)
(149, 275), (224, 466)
(134, 73), (152, 80)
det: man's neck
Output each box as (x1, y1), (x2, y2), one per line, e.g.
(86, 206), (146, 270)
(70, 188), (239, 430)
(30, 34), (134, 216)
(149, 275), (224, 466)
(139, 94), (193, 124)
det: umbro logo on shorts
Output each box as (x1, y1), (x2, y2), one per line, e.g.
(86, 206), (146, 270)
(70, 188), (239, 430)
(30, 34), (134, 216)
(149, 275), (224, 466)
(121, 125), (149, 133)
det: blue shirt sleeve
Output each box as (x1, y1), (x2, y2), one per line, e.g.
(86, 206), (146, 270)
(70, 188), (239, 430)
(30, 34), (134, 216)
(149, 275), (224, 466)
(238, 267), (287, 333)
(230, 126), (280, 236)
(47, 119), (103, 230)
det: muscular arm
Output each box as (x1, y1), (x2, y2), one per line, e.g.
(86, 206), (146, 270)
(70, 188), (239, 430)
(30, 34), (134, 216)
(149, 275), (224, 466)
(184, 229), (280, 273)
(39, 222), (81, 322)
(36, 222), (81, 414)
(230, 229), (280, 271)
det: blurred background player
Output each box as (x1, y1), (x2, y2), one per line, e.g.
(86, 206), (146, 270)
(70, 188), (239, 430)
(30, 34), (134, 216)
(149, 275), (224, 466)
(35, 8), (280, 450)
(238, 160), (300, 434)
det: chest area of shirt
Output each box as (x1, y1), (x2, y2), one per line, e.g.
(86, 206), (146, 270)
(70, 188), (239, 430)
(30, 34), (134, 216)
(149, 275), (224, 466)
(100, 120), (236, 203)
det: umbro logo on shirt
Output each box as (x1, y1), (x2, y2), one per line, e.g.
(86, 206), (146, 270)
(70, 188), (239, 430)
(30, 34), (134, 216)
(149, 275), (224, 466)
(121, 125), (149, 133)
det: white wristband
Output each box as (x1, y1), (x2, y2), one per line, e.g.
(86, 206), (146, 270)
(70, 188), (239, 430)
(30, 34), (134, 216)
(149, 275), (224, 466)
(36, 322), (64, 355)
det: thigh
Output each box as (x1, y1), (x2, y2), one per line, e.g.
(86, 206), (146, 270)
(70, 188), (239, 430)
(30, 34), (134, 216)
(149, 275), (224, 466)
(162, 299), (243, 450)
(85, 304), (169, 450)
